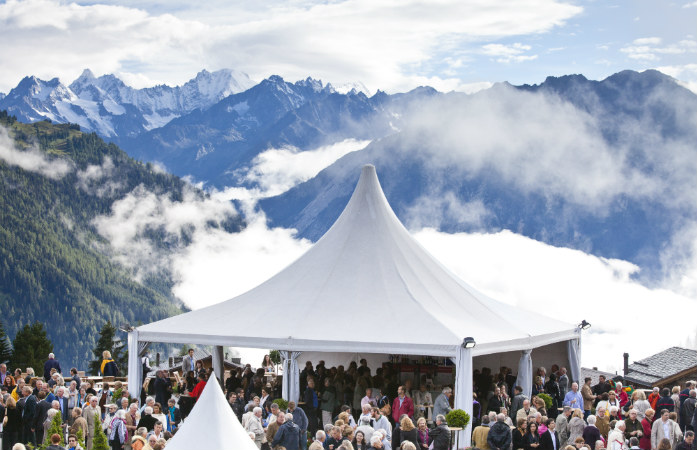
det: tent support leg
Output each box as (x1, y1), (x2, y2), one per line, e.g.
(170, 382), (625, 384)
(212, 345), (225, 386)
(454, 346), (473, 449)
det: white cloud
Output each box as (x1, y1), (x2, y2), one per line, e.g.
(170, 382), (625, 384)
(632, 37), (662, 46)
(0, 125), (73, 179)
(170, 210), (312, 309)
(76, 156), (124, 197)
(412, 228), (697, 371)
(92, 183), (241, 281)
(239, 138), (371, 198)
(397, 86), (671, 212)
(0, 0), (581, 93)
(481, 43), (538, 63)
(683, 1), (697, 8)
(657, 63), (697, 93)
(621, 37), (697, 61)
(403, 194), (492, 230)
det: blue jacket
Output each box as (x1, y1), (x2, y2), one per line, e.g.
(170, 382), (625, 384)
(288, 407), (308, 432)
(272, 421), (302, 450)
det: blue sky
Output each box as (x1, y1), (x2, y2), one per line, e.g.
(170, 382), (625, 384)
(0, 0), (695, 93)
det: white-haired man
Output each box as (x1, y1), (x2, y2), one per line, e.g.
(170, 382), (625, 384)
(433, 387), (453, 419)
(245, 406), (264, 449)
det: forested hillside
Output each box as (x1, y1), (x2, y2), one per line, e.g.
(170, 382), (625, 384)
(0, 111), (242, 369)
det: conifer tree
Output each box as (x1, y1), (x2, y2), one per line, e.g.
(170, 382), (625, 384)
(9, 322), (52, 372)
(89, 321), (126, 375)
(41, 412), (64, 449)
(0, 320), (13, 364)
(91, 413), (110, 450)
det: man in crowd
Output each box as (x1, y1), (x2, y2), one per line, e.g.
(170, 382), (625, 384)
(373, 406), (392, 443)
(563, 383), (584, 411)
(581, 378), (596, 419)
(651, 409), (682, 449)
(429, 414), (450, 450)
(433, 387), (453, 419)
(593, 376), (611, 406)
(272, 411), (302, 450)
(392, 385), (414, 423)
(556, 406), (572, 446)
(676, 431), (694, 450)
(181, 348), (196, 374)
(511, 386), (527, 416)
(488, 413), (512, 450)
(472, 415), (491, 449)
(516, 399), (537, 423)
(558, 368), (569, 399)
(541, 418), (560, 450)
(43, 353), (62, 381)
(267, 410), (285, 445)
(288, 401), (309, 450)
(22, 385), (38, 446)
(82, 395), (101, 450)
(682, 390), (696, 433)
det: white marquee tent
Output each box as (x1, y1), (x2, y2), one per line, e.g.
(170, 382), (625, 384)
(165, 374), (258, 450)
(129, 165), (582, 446)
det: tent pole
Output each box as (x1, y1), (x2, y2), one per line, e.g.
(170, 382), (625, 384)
(515, 350), (533, 399)
(127, 330), (142, 399)
(454, 345), (473, 449)
(212, 345), (225, 387)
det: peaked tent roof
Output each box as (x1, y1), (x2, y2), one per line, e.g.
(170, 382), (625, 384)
(165, 375), (258, 450)
(137, 165), (577, 356)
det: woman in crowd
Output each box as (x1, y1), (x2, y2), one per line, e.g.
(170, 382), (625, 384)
(582, 415), (601, 450)
(108, 409), (127, 450)
(416, 417), (430, 450)
(568, 409), (587, 446)
(261, 355), (274, 373)
(101, 351), (119, 377)
(533, 377), (545, 396)
(514, 418), (528, 450)
(3, 375), (15, 391)
(353, 430), (368, 450)
(639, 408), (654, 450)
(151, 402), (167, 426)
(524, 421), (542, 450)
(630, 391), (651, 421)
(399, 416), (418, 449)
(2, 396), (22, 450)
(614, 383), (628, 411)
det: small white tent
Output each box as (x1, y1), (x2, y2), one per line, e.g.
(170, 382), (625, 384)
(129, 165), (582, 446)
(165, 374), (258, 450)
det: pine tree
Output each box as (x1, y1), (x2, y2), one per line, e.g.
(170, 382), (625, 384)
(91, 413), (110, 450)
(9, 322), (53, 373)
(41, 412), (64, 449)
(89, 321), (126, 376)
(0, 320), (13, 364)
(75, 426), (86, 449)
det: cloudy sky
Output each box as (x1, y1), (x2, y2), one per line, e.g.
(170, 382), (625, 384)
(0, 0), (695, 93)
(1, 0), (696, 372)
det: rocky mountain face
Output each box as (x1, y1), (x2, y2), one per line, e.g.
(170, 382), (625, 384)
(0, 69), (255, 138)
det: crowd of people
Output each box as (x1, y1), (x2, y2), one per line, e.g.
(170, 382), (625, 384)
(1, 353), (696, 450)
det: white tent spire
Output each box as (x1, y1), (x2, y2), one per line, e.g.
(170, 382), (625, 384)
(136, 165), (576, 355)
(165, 374), (258, 450)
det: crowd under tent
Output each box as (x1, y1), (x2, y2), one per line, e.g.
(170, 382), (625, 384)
(128, 165), (583, 446)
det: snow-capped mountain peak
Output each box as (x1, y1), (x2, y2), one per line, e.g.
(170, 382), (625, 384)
(0, 68), (258, 137)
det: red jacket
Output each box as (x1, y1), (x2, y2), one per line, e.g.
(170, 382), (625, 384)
(191, 380), (206, 401)
(392, 396), (414, 423)
(639, 417), (652, 450)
